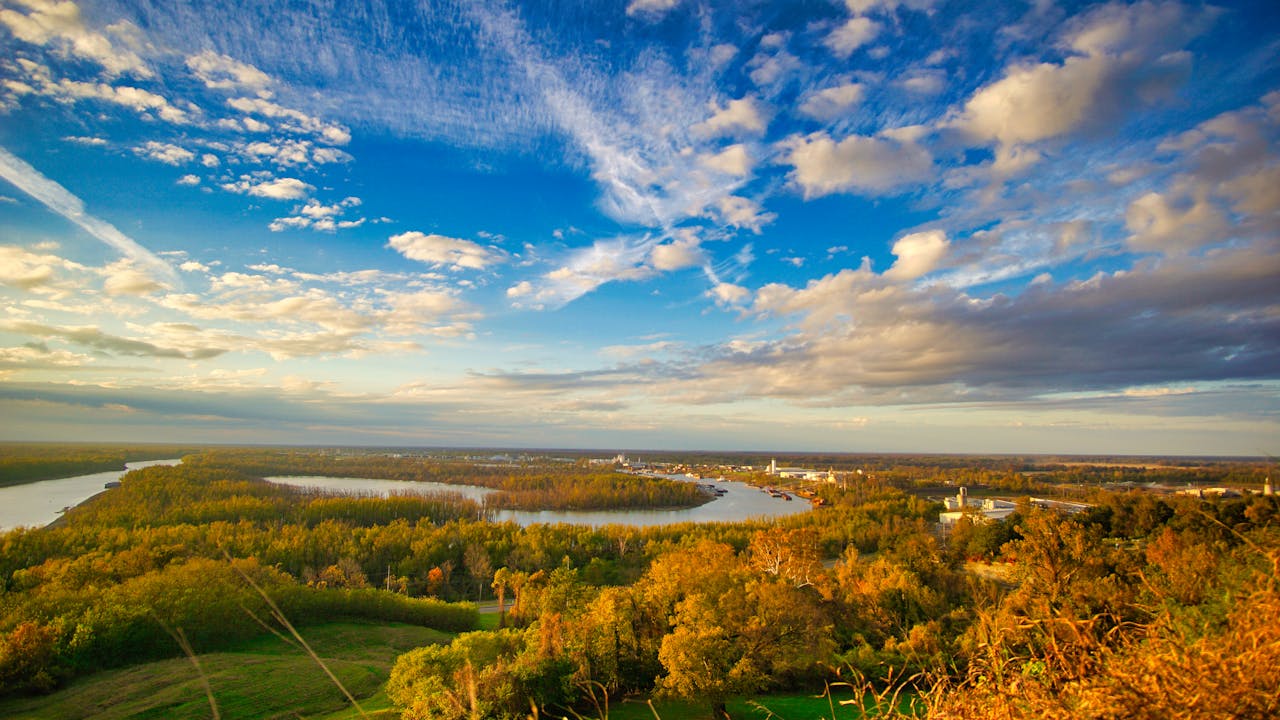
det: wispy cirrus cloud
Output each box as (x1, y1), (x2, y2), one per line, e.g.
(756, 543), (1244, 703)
(0, 147), (176, 283)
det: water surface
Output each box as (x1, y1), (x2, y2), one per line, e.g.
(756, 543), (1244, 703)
(266, 473), (809, 528)
(0, 459), (183, 532)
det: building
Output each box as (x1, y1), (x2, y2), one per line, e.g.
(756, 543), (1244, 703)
(768, 458), (830, 481)
(938, 487), (1018, 530)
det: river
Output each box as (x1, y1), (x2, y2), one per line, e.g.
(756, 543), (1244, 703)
(0, 464), (808, 532)
(266, 473), (810, 528)
(0, 459), (184, 532)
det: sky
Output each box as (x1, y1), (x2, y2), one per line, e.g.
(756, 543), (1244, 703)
(0, 0), (1277, 456)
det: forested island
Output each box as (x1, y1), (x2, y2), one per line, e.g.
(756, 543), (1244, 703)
(0, 445), (1275, 719)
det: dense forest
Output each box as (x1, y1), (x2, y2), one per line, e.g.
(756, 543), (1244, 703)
(0, 448), (1275, 719)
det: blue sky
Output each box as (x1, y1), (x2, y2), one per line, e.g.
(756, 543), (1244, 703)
(0, 0), (1277, 455)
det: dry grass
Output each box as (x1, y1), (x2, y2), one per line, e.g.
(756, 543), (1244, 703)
(888, 537), (1280, 720)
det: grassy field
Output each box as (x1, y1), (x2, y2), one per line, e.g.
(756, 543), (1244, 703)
(0, 622), (451, 720)
(605, 690), (922, 720)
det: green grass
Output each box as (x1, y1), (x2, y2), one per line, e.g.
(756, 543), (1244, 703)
(604, 690), (921, 720)
(0, 621), (452, 720)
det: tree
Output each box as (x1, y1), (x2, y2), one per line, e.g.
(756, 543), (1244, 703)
(647, 541), (835, 720)
(492, 567), (512, 626)
(387, 630), (525, 720)
(464, 544), (493, 602)
(747, 527), (824, 589)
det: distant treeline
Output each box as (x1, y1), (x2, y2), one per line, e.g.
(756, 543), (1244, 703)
(182, 449), (710, 511)
(0, 443), (205, 487)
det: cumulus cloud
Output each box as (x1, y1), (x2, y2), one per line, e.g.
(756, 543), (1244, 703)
(1125, 189), (1229, 255)
(698, 143), (754, 176)
(8, 59), (190, 123)
(0, 0), (152, 77)
(825, 16), (881, 58)
(186, 50), (272, 94)
(134, 141), (194, 165)
(952, 0), (1207, 158)
(781, 130), (933, 198)
(226, 97), (350, 145)
(709, 282), (751, 307)
(885, 230), (949, 280)
(221, 175), (313, 200)
(799, 82), (865, 121)
(899, 69), (946, 95)
(690, 242), (1280, 405)
(715, 195), (776, 232)
(387, 232), (503, 270)
(0, 245), (87, 291)
(102, 260), (169, 296)
(693, 97), (769, 137)
(506, 280), (534, 298)
(650, 239), (704, 271)
(270, 197), (364, 232)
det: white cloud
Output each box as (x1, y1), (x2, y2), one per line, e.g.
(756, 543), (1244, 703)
(952, 0), (1204, 158)
(387, 232), (503, 271)
(0, 0), (152, 77)
(900, 69), (945, 95)
(176, 174), (200, 186)
(1125, 189), (1229, 255)
(748, 48), (803, 88)
(222, 175), (313, 200)
(956, 56), (1120, 147)
(226, 97), (350, 145)
(781, 131), (933, 198)
(693, 97), (768, 137)
(885, 230), (949, 280)
(102, 260), (168, 296)
(1065, 0), (1214, 58)
(698, 144), (754, 176)
(512, 236), (656, 309)
(715, 195), (775, 232)
(799, 82), (864, 121)
(626, 0), (679, 18)
(11, 60), (190, 123)
(186, 50), (272, 94)
(650, 239), (704, 271)
(709, 282), (751, 307)
(134, 141), (194, 165)
(826, 16), (881, 58)
(377, 288), (475, 337)
(696, 240), (1280, 408)
(242, 140), (311, 166)
(0, 245), (87, 291)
